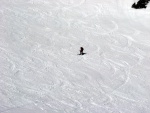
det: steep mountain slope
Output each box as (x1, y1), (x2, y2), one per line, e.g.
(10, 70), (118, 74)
(0, 0), (150, 113)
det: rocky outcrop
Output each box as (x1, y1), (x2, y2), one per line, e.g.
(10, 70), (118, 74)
(132, 0), (150, 9)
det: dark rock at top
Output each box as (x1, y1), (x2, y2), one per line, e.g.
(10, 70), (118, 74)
(132, 0), (150, 9)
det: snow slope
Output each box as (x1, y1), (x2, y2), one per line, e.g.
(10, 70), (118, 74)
(0, 0), (150, 113)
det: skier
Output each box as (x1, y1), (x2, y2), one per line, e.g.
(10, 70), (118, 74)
(79, 47), (84, 55)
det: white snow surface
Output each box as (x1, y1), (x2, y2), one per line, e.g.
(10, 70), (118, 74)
(0, 0), (150, 113)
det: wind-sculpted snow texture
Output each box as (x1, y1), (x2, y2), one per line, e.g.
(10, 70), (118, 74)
(0, 0), (150, 113)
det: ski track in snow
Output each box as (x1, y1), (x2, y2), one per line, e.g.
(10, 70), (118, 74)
(0, 0), (150, 113)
